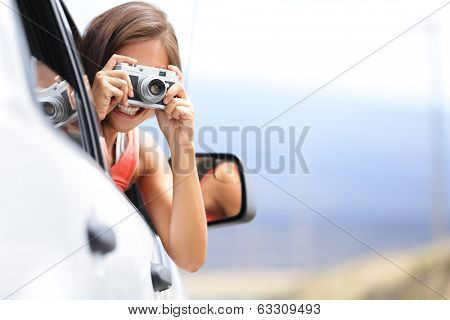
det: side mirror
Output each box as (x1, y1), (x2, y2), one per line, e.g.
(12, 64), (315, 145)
(195, 153), (256, 227)
(127, 153), (256, 231)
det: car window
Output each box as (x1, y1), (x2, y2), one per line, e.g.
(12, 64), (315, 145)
(16, 0), (106, 168)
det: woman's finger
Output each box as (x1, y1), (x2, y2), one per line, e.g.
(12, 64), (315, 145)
(164, 98), (193, 120)
(104, 82), (124, 105)
(163, 97), (178, 119)
(171, 105), (194, 121)
(104, 76), (129, 106)
(103, 76), (127, 89)
(103, 70), (134, 97)
(167, 65), (184, 83)
(103, 54), (137, 71)
(163, 83), (187, 104)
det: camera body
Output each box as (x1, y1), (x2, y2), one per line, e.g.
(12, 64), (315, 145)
(37, 80), (74, 124)
(114, 62), (177, 109)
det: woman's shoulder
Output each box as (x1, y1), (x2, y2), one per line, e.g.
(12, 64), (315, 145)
(213, 161), (240, 184)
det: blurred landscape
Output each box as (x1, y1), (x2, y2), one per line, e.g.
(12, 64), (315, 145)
(176, 86), (450, 299)
(182, 241), (450, 299)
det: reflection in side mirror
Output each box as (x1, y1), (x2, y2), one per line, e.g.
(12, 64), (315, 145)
(197, 156), (242, 223)
(195, 153), (256, 227)
(169, 153), (256, 227)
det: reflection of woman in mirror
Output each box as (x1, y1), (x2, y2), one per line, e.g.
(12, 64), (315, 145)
(197, 158), (242, 221)
(80, 2), (206, 272)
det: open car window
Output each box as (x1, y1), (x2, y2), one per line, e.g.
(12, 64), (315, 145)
(17, 0), (106, 168)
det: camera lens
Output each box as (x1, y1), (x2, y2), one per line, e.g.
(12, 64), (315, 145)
(139, 77), (166, 104)
(150, 85), (158, 95)
(41, 97), (71, 123)
(43, 101), (56, 117)
(148, 79), (165, 97)
(37, 81), (74, 124)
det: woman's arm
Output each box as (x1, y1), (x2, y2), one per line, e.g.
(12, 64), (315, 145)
(137, 133), (207, 272)
(204, 163), (242, 218)
(137, 64), (207, 272)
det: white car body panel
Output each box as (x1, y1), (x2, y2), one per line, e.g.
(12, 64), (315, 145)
(0, 0), (184, 299)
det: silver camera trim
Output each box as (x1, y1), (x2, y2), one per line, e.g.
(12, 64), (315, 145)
(37, 80), (75, 126)
(114, 62), (177, 109)
(138, 76), (167, 104)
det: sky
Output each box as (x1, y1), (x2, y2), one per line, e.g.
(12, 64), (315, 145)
(66, 0), (450, 109)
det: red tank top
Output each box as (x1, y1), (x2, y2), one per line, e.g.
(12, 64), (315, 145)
(110, 128), (139, 191)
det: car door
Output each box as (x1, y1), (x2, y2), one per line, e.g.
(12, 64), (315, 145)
(0, 0), (111, 298)
(5, 0), (164, 299)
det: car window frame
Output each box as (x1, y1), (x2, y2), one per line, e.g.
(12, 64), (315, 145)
(52, 0), (106, 169)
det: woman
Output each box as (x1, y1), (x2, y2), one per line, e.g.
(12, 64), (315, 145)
(80, 2), (206, 272)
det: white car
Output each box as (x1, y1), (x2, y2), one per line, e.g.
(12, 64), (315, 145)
(0, 0), (255, 299)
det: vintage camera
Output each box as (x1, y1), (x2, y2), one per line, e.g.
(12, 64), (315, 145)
(37, 80), (75, 125)
(114, 62), (177, 109)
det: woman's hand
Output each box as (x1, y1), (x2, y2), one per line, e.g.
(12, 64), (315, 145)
(156, 65), (195, 148)
(91, 54), (137, 121)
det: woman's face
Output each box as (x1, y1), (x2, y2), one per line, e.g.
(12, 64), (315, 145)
(105, 39), (170, 132)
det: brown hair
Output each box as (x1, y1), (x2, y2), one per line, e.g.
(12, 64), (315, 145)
(80, 1), (181, 84)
